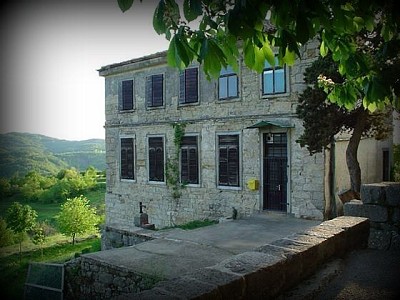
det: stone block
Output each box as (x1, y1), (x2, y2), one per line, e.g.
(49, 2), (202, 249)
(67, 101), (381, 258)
(391, 208), (400, 223)
(385, 182), (400, 206)
(390, 231), (400, 250)
(344, 203), (388, 223)
(151, 276), (219, 299)
(368, 228), (391, 250)
(361, 183), (387, 205)
(118, 289), (180, 300)
(187, 267), (245, 299)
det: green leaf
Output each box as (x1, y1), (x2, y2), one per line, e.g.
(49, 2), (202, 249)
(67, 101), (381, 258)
(153, 1), (166, 34)
(183, 0), (203, 22)
(175, 36), (190, 67)
(243, 40), (255, 69)
(320, 40), (329, 57)
(118, 0), (134, 12)
(167, 36), (185, 69)
(282, 48), (296, 65)
(262, 40), (275, 67)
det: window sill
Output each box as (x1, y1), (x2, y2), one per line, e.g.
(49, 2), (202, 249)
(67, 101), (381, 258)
(261, 92), (290, 100)
(217, 185), (242, 191)
(120, 179), (136, 183)
(146, 105), (165, 111)
(119, 109), (135, 114)
(217, 96), (241, 103)
(148, 181), (166, 185)
(178, 101), (200, 108)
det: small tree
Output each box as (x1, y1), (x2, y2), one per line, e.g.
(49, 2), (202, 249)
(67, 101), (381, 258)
(31, 223), (46, 257)
(0, 217), (14, 247)
(5, 202), (37, 260)
(57, 196), (99, 245)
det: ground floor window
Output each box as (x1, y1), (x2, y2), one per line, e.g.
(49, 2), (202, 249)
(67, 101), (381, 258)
(218, 134), (240, 187)
(120, 137), (134, 180)
(180, 136), (199, 184)
(148, 136), (165, 182)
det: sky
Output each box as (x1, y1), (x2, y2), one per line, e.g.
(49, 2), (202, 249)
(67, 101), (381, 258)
(0, 0), (169, 141)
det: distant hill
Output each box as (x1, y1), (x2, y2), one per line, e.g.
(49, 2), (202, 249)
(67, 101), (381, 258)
(0, 132), (105, 178)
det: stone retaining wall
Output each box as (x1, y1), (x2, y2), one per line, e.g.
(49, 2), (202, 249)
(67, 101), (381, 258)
(101, 226), (154, 250)
(114, 216), (368, 299)
(344, 182), (400, 250)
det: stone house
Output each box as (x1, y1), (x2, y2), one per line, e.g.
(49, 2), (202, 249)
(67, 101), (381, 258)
(98, 40), (392, 235)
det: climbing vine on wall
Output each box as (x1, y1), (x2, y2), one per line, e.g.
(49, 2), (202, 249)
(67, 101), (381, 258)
(166, 122), (186, 199)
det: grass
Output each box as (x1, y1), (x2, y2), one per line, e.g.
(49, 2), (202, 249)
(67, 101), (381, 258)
(0, 236), (101, 300)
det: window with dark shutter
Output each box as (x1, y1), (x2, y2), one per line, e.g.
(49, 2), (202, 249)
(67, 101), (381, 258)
(121, 80), (134, 110)
(146, 74), (164, 107)
(219, 66), (238, 100)
(262, 57), (286, 95)
(179, 68), (198, 104)
(180, 136), (199, 184)
(148, 137), (164, 182)
(218, 135), (239, 187)
(120, 138), (134, 180)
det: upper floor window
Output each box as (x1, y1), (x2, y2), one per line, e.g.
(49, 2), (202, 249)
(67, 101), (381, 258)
(218, 134), (240, 187)
(148, 136), (164, 182)
(262, 58), (286, 95)
(120, 79), (134, 110)
(120, 137), (134, 180)
(180, 136), (199, 185)
(219, 66), (238, 100)
(146, 74), (164, 108)
(179, 67), (198, 104)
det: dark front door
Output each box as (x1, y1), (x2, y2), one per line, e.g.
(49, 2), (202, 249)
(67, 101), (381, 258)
(263, 133), (288, 211)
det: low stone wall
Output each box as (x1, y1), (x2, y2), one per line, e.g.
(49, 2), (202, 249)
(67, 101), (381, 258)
(344, 182), (400, 250)
(116, 216), (369, 299)
(101, 226), (154, 250)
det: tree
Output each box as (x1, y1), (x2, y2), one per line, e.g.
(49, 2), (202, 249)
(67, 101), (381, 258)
(31, 223), (46, 257)
(0, 218), (14, 247)
(5, 202), (37, 260)
(118, 0), (399, 110)
(56, 196), (99, 245)
(297, 54), (392, 217)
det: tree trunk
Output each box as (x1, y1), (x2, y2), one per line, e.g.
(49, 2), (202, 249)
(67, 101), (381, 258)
(72, 233), (76, 245)
(346, 109), (369, 194)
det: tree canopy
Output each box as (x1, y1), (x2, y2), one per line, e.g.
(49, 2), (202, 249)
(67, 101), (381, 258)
(118, 0), (399, 110)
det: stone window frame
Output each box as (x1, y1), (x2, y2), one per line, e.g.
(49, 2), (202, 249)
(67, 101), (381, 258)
(218, 65), (239, 101)
(118, 78), (135, 112)
(147, 134), (166, 184)
(260, 56), (291, 99)
(216, 132), (242, 190)
(119, 135), (136, 182)
(179, 133), (201, 187)
(146, 73), (165, 109)
(178, 67), (200, 106)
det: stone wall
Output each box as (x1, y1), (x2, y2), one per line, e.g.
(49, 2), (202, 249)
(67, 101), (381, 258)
(344, 182), (400, 250)
(100, 40), (325, 230)
(114, 216), (368, 299)
(101, 226), (154, 250)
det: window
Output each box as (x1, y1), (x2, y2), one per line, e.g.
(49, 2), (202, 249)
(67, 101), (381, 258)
(179, 67), (198, 104)
(120, 137), (134, 180)
(148, 136), (164, 182)
(120, 79), (134, 110)
(219, 66), (238, 100)
(146, 74), (164, 107)
(180, 136), (199, 184)
(218, 134), (240, 187)
(262, 58), (286, 95)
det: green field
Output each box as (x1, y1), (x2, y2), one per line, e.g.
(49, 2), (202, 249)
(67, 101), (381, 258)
(0, 184), (105, 299)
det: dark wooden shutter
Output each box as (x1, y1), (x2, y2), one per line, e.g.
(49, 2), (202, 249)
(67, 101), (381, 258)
(145, 76), (153, 107)
(152, 74), (163, 107)
(218, 135), (239, 186)
(180, 136), (198, 184)
(179, 71), (185, 104)
(185, 68), (198, 103)
(121, 138), (134, 180)
(149, 137), (164, 181)
(121, 80), (133, 110)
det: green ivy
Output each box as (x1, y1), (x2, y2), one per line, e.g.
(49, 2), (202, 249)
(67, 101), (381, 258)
(166, 122), (187, 199)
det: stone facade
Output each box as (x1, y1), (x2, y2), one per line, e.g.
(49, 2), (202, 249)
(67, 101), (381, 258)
(344, 182), (400, 250)
(98, 40), (325, 232)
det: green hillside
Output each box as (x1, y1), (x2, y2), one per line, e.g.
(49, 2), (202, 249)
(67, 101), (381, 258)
(0, 133), (105, 178)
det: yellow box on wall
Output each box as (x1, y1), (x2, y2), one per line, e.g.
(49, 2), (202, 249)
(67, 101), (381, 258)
(247, 179), (259, 191)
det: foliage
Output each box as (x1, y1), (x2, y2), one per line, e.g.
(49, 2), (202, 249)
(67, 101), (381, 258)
(297, 55), (392, 155)
(0, 132), (105, 178)
(31, 223), (46, 257)
(393, 144), (400, 181)
(0, 217), (14, 247)
(5, 202), (38, 260)
(165, 122), (187, 199)
(56, 196), (100, 245)
(118, 0), (400, 110)
(297, 54), (392, 193)
(0, 237), (100, 300)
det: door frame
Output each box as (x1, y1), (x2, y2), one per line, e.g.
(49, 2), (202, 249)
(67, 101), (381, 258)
(260, 128), (291, 213)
